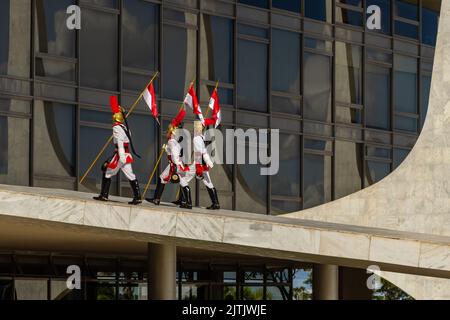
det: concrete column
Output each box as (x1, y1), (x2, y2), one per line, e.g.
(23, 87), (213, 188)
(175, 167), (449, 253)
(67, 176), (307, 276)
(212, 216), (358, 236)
(313, 264), (339, 300)
(147, 243), (177, 300)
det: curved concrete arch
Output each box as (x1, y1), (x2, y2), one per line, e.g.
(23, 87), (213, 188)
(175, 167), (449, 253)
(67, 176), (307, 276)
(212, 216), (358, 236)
(284, 0), (450, 298)
(284, 1), (450, 238)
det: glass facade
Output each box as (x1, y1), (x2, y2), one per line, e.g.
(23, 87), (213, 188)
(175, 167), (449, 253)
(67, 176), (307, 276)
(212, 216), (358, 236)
(0, 0), (441, 215)
(0, 251), (311, 301)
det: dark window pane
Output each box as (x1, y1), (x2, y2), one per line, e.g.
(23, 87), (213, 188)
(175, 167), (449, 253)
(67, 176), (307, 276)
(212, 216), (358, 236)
(304, 37), (332, 51)
(367, 0), (391, 34)
(304, 154), (331, 209)
(395, 0), (418, 20)
(335, 42), (362, 104)
(335, 141), (363, 199)
(421, 74), (431, 127)
(272, 29), (300, 94)
(336, 8), (363, 27)
(304, 53), (331, 122)
(395, 20), (418, 39)
(0, 0), (31, 77)
(80, 9), (118, 90)
(422, 2), (440, 46)
(163, 25), (197, 100)
(393, 148), (410, 168)
(201, 15), (234, 83)
(273, 0), (301, 13)
(123, 0), (159, 71)
(272, 134), (300, 197)
(238, 0), (268, 9)
(305, 0), (332, 22)
(35, 0), (76, 57)
(237, 39), (268, 112)
(365, 161), (390, 185)
(34, 101), (76, 181)
(272, 96), (301, 114)
(272, 200), (302, 214)
(394, 55), (417, 113)
(394, 115), (417, 132)
(366, 64), (391, 130)
(236, 164), (267, 214)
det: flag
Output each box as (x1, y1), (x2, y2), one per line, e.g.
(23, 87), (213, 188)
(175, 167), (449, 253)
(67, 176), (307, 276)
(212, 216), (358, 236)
(207, 88), (221, 128)
(143, 82), (159, 122)
(184, 83), (205, 125)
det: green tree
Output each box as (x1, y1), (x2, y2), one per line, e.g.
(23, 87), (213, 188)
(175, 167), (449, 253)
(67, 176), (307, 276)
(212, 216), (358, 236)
(373, 278), (414, 300)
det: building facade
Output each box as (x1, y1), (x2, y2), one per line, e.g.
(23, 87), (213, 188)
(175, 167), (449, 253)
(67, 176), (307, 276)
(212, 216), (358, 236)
(0, 0), (445, 300)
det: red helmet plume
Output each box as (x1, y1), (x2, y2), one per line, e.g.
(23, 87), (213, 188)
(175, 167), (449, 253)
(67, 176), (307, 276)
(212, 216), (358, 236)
(110, 95), (120, 114)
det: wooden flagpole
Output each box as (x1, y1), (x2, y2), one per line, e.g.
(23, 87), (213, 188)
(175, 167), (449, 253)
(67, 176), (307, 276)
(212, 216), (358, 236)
(79, 71), (160, 184)
(141, 79), (195, 200)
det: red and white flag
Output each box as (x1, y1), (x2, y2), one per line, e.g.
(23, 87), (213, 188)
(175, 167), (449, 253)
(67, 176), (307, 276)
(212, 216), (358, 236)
(207, 88), (221, 128)
(143, 82), (159, 122)
(184, 83), (205, 125)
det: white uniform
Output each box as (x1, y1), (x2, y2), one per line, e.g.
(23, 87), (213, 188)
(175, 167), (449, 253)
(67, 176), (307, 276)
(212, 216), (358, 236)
(194, 135), (214, 189)
(105, 124), (136, 181)
(160, 138), (194, 187)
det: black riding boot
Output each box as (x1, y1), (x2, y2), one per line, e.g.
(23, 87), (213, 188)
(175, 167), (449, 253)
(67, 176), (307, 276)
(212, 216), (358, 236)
(180, 186), (192, 209)
(172, 187), (183, 205)
(128, 180), (142, 205)
(93, 175), (111, 201)
(146, 179), (165, 205)
(206, 187), (220, 210)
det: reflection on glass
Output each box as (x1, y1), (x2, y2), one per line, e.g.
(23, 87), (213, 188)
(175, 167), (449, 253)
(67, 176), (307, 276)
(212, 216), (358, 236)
(272, 134), (300, 197)
(365, 161), (390, 185)
(395, 20), (418, 39)
(367, 0), (391, 34)
(393, 148), (410, 168)
(273, 0), (300, 13)
(0, 0), (31, 77)
(292, 268), (312, 300)
(304, 52), (331, 122)
(237, 39), (268, 112)
(366, 64), (391, 130)
(35, 0), (75, 57)
(80, 9), (118, 90)
(272, 29), (300, 94)
(422, 1), (440, 46)
(34, 102), (76, 182)
(15, 279), (48, 300)
(335, 42), (362, 104)
(163, 25), (197, 100)
(0, 104), (30, 187)
(122, 0), (159, 71)
(303, 154), (331, 209)
(395, 0), (418, 20)
(395, 55), (417, 114)
(336, 8), (363, 26)
(201, 15), (234, 83)
(335, 141), (363, 199)
(305, 0), (332, 22)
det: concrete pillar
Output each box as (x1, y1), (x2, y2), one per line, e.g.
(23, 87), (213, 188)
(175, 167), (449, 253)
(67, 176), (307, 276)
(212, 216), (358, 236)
(147, 243), (177, 300)
(313, 264), (339, 300)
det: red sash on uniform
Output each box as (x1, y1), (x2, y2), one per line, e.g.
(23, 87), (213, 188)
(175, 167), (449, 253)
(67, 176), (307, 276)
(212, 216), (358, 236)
(162, 155), (177, 182)
(107, 143), (133, 169)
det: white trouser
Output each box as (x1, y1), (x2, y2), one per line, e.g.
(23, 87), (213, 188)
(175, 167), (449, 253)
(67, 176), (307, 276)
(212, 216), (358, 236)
(105, 163), (136, 181)
(198, 171), (214, 189)
(160, 164), (195, 187)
